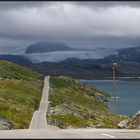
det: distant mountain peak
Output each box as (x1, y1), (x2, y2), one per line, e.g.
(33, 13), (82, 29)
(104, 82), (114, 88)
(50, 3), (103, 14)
(25, 42), (73, 54)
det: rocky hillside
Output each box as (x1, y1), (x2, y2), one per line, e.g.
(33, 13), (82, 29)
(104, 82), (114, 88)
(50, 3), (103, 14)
(0, 116), (12, 130)
(25, 42), (73, 54)
(104, 46), (140, 63)
(0, 60), (43, 129)
(118, 110), (140, 129)
(47, 76), (128, 128)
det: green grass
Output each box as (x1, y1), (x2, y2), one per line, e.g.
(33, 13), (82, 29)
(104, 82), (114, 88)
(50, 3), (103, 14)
(0, 60), (44, 129)
(0, 60), (42, 80)
(52, 114), (90, 128)
(47, 76), (128, 128)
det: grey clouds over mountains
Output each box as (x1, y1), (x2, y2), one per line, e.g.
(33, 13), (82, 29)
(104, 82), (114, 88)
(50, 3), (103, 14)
(0, 1), (140, 49)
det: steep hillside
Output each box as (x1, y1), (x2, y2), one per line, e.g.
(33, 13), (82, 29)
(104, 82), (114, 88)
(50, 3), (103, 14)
(47, 76), (128, 128)
(0, 60), (44, 129)
(25, 42), (73, 54)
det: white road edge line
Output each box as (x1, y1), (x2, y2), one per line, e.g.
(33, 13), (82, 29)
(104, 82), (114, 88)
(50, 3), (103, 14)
(102, 133), (116, 138)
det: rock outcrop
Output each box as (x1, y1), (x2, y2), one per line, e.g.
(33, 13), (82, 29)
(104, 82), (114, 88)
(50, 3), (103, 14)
(118, 110), (140, 129)
(0, 116), (13, 130)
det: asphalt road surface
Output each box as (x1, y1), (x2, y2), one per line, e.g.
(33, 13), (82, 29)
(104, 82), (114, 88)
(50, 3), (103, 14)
(0, 128), (140, 139)
(0, 76), (139, 139)
(29, 76), (49, 129)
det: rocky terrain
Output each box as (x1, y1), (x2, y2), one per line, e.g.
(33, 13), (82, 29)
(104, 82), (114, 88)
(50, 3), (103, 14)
(118, 110), (140, 129)
(0, 116), (12, 130)
(104, 46), (140, 63)
(47, 76), (128, 128)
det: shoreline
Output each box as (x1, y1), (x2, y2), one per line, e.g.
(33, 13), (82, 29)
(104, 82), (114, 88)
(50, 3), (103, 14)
(78, 77), (140, 81)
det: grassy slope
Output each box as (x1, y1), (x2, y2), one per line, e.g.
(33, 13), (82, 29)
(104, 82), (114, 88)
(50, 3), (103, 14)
(47, 76), (129, 128)
(0, 60), (44, 129)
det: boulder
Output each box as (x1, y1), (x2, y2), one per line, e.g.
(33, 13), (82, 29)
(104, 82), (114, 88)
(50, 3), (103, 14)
(118, 110), (140, 129)
(117, 120), (129, 129)
(0, 116), (13, 130)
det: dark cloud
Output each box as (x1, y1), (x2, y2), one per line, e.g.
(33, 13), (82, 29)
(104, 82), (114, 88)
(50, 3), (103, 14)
(0, 1), (140, 10)
(0, 2), (50, 10)
(75, 1), (140, 8)
(0, 1), (140, 49)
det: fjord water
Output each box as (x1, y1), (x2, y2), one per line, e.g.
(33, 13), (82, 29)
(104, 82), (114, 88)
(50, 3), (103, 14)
(80, 80), (140, 116)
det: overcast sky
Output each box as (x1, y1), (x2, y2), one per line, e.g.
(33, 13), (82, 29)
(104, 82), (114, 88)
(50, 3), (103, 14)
(0, 1), (140, 49)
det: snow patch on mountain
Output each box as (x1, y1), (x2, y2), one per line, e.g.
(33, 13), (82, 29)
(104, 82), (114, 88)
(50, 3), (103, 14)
(23, 50), (117, 63)
(0, 46), (118, 63)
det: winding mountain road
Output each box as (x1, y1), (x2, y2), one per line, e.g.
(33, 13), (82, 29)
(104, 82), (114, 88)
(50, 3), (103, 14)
(0, 76), (140, 139)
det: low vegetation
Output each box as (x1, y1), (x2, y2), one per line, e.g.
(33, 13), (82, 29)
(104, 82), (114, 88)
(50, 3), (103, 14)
(0, 60), (129, 129)
(0, 60), (43, 129)
(47, 76), (129, 128)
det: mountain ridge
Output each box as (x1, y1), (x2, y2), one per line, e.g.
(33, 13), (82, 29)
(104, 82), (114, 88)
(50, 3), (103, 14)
(1, 45), (140, 79)
(0, 54), (33, 66)
(25, 42), (73, 54)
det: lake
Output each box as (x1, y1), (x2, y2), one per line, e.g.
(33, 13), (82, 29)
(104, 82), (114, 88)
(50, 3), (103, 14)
(80, 80), (140, 116)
